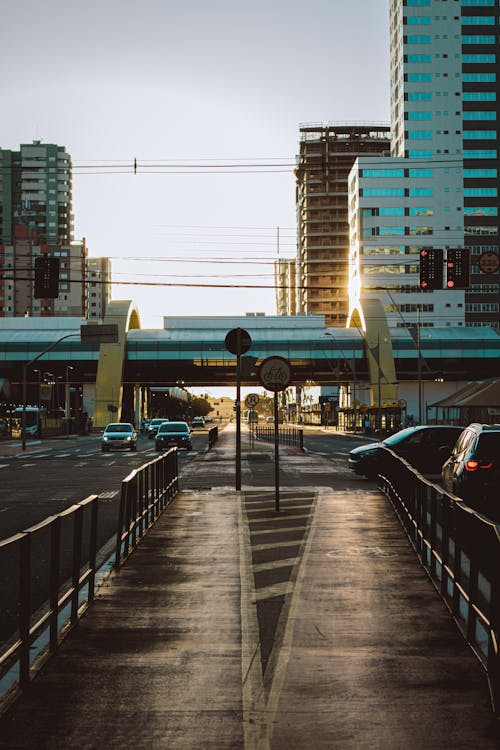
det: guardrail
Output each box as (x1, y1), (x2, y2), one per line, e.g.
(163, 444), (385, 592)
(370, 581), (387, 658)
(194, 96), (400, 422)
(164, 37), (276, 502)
(208, 425), (219, 450)
(0, 495), (99, 700)
(115, 448), (178, 568)
(377, 447), (500, 715)
(1, 449), (180, 709)
(254, 425), (304, 450)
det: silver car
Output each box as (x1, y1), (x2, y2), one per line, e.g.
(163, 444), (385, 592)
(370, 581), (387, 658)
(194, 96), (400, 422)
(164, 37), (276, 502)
(101, 422), (138, 452)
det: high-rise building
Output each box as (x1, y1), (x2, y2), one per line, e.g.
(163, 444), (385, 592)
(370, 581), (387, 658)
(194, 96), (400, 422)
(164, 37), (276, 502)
(295, 124), (391, 327)
(0, 141), (98, 318)
(388, 0), (499, 329)
(87, 257), (112, 320)
(0, 141), (73, 246)
(274, 258), (296, 316)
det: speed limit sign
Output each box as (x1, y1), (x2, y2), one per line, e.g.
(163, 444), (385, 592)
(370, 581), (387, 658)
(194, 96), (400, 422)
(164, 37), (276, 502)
(245, 393), (260, 408)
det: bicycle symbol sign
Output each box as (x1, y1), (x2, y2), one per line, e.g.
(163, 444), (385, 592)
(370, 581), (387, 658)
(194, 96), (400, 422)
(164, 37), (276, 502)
(259, 356), (293, 392)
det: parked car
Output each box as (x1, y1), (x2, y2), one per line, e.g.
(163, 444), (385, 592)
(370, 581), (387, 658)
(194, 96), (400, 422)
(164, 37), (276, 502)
(442, 423), (500, 514)
(148, 418), (169, 439)
(101, 422), (137, 452)
(191, 416), (205, 429)
(155, 421), (192, 451)
(348, 425), (464, 479)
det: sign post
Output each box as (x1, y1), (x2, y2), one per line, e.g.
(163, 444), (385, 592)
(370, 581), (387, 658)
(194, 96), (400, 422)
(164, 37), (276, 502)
(225, 328), (252, 491)
(259, 356), (293, 511)
(245, 393), (260, 448)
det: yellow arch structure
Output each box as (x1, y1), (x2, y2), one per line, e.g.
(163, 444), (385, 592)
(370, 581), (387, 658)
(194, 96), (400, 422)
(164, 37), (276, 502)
(93, 300), (141, 428)
(347, 297), (398, 408)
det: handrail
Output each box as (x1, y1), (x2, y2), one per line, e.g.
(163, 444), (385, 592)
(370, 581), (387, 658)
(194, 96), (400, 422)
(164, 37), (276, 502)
(377, 447), (500, 715)
(115, 448), (179, 569)
(254, 425), (304, 450)
(0, 494), (99, 699)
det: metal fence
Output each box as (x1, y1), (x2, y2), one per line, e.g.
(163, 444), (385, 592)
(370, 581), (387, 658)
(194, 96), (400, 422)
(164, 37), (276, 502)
(0, 494), (99, 698)
(254, 425), (304, 450)
(208, 425), (219, 450)
(115, 448), (179, 568)
(1, 449), (179, 708)
(377, 447), (500, 715)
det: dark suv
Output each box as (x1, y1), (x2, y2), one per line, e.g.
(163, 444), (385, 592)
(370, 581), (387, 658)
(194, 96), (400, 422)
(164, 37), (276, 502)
(442, 423), (500, 514)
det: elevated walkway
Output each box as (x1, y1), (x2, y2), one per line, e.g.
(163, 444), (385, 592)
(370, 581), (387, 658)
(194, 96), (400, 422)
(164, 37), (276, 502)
(0, 426), (498, 748)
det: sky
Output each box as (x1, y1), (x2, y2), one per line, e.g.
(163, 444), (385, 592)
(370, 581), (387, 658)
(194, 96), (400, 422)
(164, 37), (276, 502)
(2, 0), (390, 341)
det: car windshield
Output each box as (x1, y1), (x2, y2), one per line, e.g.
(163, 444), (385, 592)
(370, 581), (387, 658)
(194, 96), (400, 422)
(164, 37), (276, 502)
(383, 427), (419, 447)
(159, 423), (188, 433)
(476, 433), (500, 457)
(151, 419), (166, 425)
(105, 424), (132, 433)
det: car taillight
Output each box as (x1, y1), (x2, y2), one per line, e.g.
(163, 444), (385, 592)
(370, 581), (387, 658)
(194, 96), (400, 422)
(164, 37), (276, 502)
(466, 460), (493, 471)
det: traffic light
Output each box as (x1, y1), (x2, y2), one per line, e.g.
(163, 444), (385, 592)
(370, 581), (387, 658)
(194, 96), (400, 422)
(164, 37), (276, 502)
(446, 248), (470, 289)
(419, 248), (443, 290)
(34, 256), (60, 299)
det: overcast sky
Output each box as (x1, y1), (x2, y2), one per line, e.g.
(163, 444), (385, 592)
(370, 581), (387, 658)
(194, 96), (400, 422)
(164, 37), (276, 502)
(2, 0), (390, 330)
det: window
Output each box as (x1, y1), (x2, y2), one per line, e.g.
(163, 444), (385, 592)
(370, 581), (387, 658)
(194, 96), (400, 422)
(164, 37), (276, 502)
(409, 188), (433, 196)
(360, 169), (405, 178)
(462, 36), (495, 44)
(464, 168), (497, 177)
(406, 16), (431, 23)
(407, 38), (431, 46)
(463, 149), (497, 158)
(463, 130), (497, 139)
(408, 150), (433, 158)
(463, 111), (496, 120)
(462, 55), (496, 64)
(408, 130), (433, 139)
(408, 54), (431, 62)
(408, 92), (432, 101)
(463, 73), (496, 82)
(407, 0), (430, 5)
(464, 207), (498, 216)
(463, 93), (497, 102)
(363, 188), (405, 197)
(462, 15), (495, 24)
(408, 111), (432, 120)
(407, 73), (432, 81)
(461, 0), (494, 6)
(409, 226), (433, 235)
(464, 187), (498, 196)
(465, 225), (498, 235)
(409, 169), (433, 177)
(409, 207), (434, 216)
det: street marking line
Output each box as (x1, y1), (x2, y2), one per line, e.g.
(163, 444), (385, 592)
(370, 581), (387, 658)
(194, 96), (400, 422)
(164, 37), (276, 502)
(0, 464), (9, 469)
(21, 463), (37, 467)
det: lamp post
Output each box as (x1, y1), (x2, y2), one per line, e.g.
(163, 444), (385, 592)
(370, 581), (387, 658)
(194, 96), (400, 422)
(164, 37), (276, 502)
(65, 365), (74, 435)
(21, 333), (79, 451)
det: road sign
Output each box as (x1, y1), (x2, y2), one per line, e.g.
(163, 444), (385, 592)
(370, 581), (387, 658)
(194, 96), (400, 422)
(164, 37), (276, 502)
(446, 248), (470, 289)
(224, 327), (252, 355)
(80, 324), (119, 344)
(245, 393), (260, 408)
(259, 356), (293, 392)
(398, 398), (407, 408)
(419, 248), (443, 290)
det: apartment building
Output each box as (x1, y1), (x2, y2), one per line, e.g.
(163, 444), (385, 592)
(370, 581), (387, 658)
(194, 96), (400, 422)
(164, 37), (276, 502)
(389, 0), (499, 329)
(87, 257), (112, 320)
(295, 124), (391, 327)
(348, 156), (465, 329)
(274, 258), (296, 316)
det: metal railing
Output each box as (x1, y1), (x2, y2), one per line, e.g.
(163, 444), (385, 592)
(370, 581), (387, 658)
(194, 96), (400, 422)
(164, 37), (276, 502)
(0, 495), (99, 697)
(115, 448), (178, 568)
(208, 425), (219, 450)
(254, 425), (304, 450)
(377, 447), (500, 715)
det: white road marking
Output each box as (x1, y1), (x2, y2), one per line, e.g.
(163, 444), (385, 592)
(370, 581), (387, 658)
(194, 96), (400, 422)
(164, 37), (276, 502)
(0, 464), (9, 469)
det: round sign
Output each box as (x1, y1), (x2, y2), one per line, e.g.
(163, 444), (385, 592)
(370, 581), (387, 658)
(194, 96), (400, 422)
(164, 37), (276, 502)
(259, 356), (293, 392)
(244, 393), (260, 408)
(398, 398), (407, 409)
(224, 327), (252, 355)
(478, 251), (500, 275)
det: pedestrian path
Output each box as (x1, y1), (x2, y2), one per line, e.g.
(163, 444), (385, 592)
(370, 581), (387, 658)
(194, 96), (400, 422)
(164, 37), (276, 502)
(0, 426), (498, 748)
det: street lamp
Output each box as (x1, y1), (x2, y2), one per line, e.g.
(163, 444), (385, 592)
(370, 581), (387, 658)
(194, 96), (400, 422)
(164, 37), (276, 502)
(65, 365), (74, 435)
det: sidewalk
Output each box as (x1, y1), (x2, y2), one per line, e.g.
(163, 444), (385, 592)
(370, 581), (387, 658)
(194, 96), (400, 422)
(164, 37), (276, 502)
(0, 426), (498, 748)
